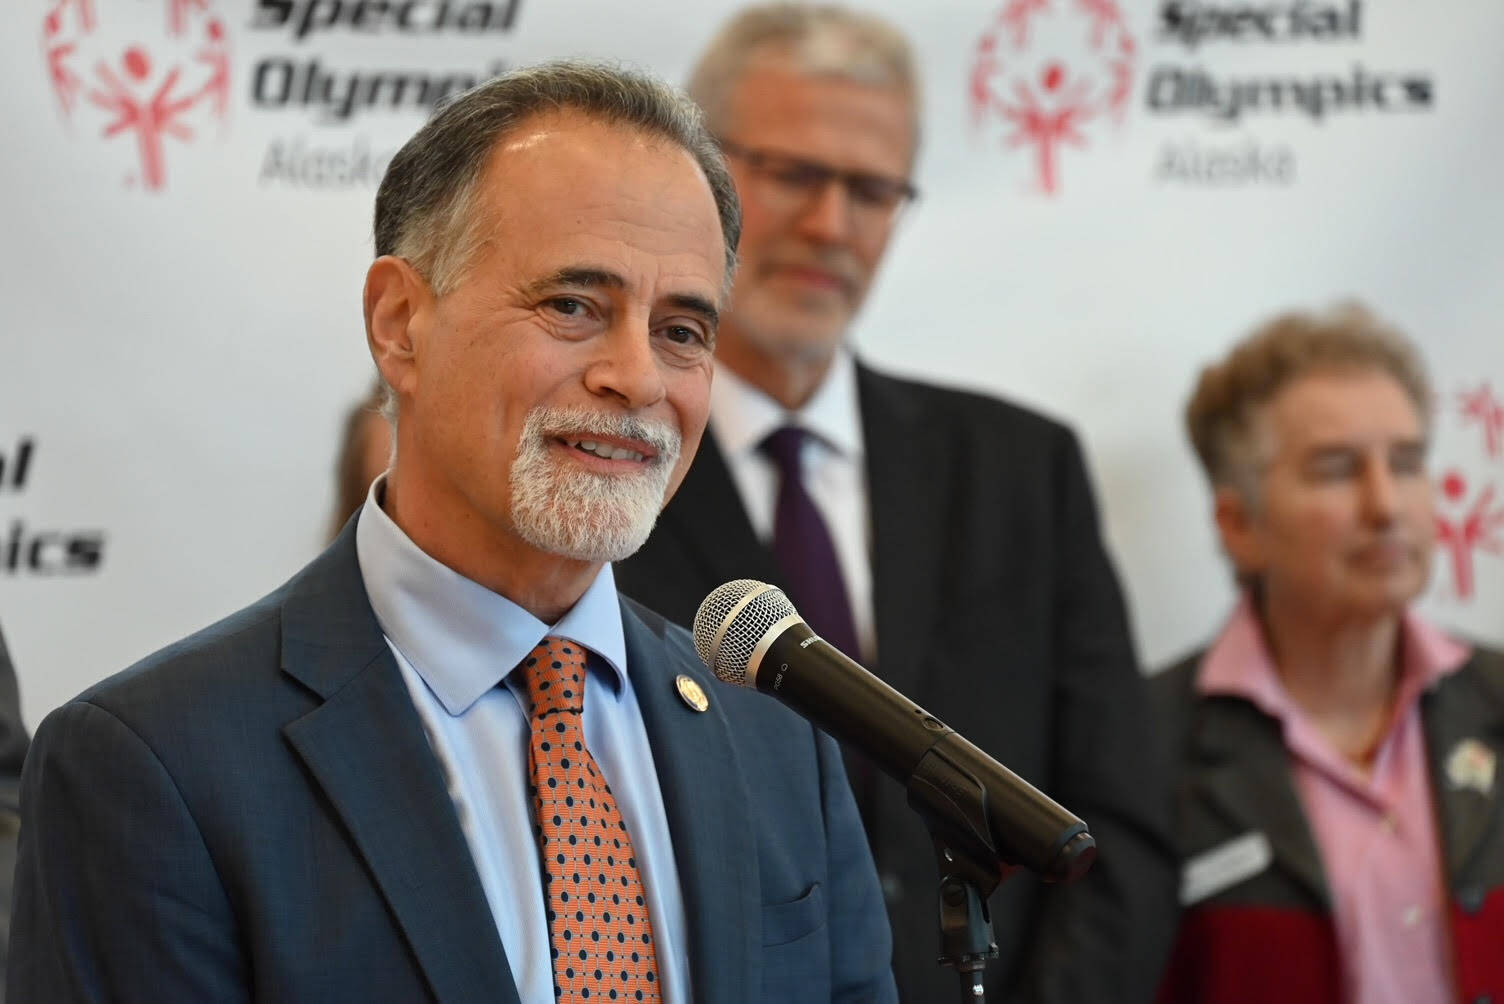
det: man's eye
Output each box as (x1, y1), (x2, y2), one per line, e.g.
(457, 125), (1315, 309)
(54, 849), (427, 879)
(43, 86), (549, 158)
(1307, 455), (1358, 480)
(546, 297), (587, 317)
(770, 163), (828, 190)
(1391, 446), (1428, 476)
(662, 325), (705, 346)
(849, 176), (907, 209)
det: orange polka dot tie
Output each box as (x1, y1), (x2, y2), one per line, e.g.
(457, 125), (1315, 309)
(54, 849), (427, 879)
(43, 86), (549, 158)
(522, 636), (662, 1002)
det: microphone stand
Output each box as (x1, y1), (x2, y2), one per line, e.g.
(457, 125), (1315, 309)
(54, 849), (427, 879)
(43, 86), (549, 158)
(908, 741), (1008, 1003)
(933, 838), (1002, 1002)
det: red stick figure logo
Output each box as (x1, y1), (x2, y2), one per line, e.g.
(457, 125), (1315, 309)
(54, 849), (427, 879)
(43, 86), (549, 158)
(1435, 469), (1504, 601)
(41, 0), (232, 191)
(1458, 383), (1504, 460)
(970, 0), (1136, 195)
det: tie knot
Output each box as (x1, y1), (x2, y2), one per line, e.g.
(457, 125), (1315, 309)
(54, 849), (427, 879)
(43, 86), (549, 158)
(759, 425), (806, 475)
(521, 635), (587, 718)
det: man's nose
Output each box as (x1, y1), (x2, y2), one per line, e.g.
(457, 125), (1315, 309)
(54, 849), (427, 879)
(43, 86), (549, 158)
(584, 321), (666, 411)
(793, 178), (856, 244)
(1361, 461), (1400, 522)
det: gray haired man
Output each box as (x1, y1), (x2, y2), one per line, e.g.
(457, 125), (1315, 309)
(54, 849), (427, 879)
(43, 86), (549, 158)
(10, 62), (895, 1003)
(616, 6), (1179, 1001)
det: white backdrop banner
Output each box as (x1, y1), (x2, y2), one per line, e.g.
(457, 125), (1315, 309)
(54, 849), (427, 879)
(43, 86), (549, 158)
(4, 0), (1503, 728)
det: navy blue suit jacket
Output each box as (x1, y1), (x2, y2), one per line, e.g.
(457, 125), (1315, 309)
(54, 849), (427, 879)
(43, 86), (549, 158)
(9, 523), (896, 1003)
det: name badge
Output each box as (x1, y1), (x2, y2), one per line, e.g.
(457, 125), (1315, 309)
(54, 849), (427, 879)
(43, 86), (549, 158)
(1181, 831), (1273, 906)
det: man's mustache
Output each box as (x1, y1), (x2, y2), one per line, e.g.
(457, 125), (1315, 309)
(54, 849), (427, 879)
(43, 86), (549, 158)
(526, 407), (682, 466)
(763, 247), (864, 288)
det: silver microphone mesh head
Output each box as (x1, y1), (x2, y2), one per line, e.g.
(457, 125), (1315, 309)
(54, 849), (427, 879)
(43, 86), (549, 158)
(692, 579), (798, 687)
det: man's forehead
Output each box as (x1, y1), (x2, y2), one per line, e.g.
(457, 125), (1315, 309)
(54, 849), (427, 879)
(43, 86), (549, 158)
(725, 58), (914, 147)
(1260, 371), (1425, 455)
(465, 115), (725, 294)
(1272, 371), (1419, 423)
(477, 110), (666, 193)
(734, 47), (912, 100)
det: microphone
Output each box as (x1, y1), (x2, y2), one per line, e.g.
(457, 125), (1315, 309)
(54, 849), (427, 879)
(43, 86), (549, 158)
(693, 579), (1095, 884)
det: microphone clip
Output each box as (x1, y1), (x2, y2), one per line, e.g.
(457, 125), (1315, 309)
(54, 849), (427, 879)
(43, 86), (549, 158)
(910, 742), (1006, 1003)
(908, 736), (1011, 895)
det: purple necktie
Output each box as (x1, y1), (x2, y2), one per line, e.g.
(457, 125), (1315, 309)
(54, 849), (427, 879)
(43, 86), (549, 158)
(759, 426), (861, 661)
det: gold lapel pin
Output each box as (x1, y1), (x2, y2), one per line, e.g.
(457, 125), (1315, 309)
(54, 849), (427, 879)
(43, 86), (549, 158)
(675, 674), (709, 713)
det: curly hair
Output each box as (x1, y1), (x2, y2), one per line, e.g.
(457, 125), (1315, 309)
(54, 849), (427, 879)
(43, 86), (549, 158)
(1185, 302), (1433, 499)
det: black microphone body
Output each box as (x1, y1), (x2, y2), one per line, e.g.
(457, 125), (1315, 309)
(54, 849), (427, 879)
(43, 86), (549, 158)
(698, 584), (1095, 884)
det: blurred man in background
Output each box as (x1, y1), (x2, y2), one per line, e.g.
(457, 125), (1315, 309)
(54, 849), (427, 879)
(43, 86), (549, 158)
(615, 5), (1177, 1000)
(10, 62), (895, 1002)
(1154, 305), (1504, 1004)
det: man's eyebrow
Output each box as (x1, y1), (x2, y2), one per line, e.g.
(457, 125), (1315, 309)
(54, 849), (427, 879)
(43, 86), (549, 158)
(1300, 436), (1428, 461)
(666, 293), (719, 329)
(523, 267), (626, 298)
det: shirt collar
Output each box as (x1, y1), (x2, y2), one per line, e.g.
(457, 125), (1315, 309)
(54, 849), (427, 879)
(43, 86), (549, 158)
(354, 476), (628, 716)
(709, 348), (864, 460)
(1197, 594), (1471, 721)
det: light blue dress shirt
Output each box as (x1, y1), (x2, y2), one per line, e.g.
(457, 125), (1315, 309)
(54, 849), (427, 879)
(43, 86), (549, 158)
(355, 481), (691, 1004)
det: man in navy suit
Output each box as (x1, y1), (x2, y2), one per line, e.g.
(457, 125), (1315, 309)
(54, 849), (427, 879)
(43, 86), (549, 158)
(9, 62), (895, 1003)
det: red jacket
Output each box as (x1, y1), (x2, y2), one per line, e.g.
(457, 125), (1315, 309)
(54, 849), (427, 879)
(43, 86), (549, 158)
(1151, 647), (1504, 1004)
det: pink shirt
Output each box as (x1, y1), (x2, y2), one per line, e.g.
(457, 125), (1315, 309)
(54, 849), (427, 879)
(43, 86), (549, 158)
(1198, 598), (1471, 1004)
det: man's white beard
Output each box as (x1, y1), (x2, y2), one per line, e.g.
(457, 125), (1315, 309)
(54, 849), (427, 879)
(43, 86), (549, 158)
(509, 406), (681, 563)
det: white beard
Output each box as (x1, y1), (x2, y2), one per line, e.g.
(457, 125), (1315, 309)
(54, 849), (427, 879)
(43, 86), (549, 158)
(508, 405), (681, 563)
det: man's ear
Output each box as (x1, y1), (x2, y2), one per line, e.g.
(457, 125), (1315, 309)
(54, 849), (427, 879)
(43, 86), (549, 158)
(1213, 485), (1263, 581)
(364, 256), (432, 402)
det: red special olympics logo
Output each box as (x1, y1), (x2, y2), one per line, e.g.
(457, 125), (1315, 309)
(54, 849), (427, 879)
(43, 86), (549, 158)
(43, 0), (232, 191)
(1436, 383), (1504, 602)
(970, 0), (1135, 195)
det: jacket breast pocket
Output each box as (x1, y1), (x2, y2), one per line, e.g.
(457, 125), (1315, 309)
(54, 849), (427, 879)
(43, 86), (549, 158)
(761, 883), (831, 1002)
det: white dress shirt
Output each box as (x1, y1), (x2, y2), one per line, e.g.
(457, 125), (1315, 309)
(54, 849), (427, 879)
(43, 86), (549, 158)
(354, 480), (691, 1004)
(708, 349), (877, 662)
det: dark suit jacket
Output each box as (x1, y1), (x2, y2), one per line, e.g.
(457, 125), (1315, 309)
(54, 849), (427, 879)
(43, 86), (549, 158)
(1152, 646), (1504, 1004)
(615, 362), (1179, 1003)
(8, 523), (896, 1003)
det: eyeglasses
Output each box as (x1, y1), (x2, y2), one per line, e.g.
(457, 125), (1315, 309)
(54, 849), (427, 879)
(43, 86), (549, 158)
(717, 138), (918, 227)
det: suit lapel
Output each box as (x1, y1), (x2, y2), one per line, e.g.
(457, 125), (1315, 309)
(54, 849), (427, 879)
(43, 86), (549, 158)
(622, 602), (758, 1004)
(279, 528), (519, 1004)
(1190, 697), (1329, 905)
(658, 429), (782, 590)
(858, 364), (948, 693)
(1423, 653), (1504, 883)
